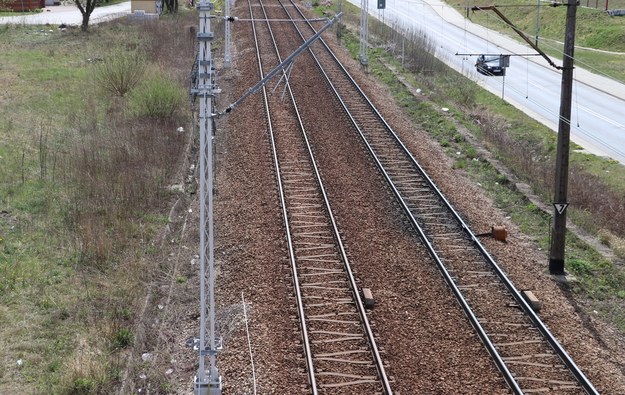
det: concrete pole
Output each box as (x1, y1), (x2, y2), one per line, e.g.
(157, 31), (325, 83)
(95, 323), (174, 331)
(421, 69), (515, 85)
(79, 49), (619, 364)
(549, 0), (578, 275)
(535, 0), (541, 46)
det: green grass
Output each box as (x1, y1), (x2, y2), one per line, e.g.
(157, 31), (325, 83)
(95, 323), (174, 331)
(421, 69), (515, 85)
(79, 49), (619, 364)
(0, 9), (42, 16)
(127, 74), (186, 119)
(447, 0), (625, 80)
(0, 15), (194, 392)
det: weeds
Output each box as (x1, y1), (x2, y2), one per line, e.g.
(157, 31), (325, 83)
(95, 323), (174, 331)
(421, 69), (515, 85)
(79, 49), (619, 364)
(127, 75), (186, 119)
(70, 377), (96, 394)
(112, 328), (134, 349)
(0, 13), (195, 393)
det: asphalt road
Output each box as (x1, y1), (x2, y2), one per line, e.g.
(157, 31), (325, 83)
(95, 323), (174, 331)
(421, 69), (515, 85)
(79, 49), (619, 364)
(0, 1), (131, 26)
(348, 0), (625, 164)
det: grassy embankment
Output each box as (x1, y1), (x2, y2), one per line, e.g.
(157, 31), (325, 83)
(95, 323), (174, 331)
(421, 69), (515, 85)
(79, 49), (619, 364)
(312, 0), (625, 331)
(448, 0), (625, 79)
(0, 11), (196, 393)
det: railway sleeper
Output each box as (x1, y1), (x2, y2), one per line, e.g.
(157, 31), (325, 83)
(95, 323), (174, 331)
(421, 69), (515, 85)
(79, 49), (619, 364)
(514, 376), (580, 387)
(311, 335), (365, 344)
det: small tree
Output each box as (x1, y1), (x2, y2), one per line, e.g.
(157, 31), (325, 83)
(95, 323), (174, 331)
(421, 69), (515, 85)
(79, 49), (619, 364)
(163, 0), (178, 14)
(74, 0), (98, 31)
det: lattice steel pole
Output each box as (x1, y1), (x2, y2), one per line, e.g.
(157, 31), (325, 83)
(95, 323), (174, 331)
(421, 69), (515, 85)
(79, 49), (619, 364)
(337, 0), (343, 39)
(224, 0), (232, 67)
(359, 0), (369, 67)
(195, 0), (222, 394)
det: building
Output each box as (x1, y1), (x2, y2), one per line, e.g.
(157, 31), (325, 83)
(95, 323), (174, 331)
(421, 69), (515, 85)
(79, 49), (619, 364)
(130, 0), (161, 17)
(2, 0), (44, 12)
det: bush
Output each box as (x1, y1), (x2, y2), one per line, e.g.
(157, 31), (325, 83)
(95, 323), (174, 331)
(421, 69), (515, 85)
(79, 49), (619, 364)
(112, 328), (133, 349)
(70, 377), (95, 394)
(465, 146), (478, 159)
(568, 258), (594, 276)
(94, 50), (147, 97)
(127, 75), (186, 120)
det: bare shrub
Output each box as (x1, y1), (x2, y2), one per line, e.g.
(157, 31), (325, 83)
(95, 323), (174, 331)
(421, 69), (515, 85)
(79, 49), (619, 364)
(60, 14), (196, 269)
(367, 16), (443, 75)
(94, 49), (147, 97)
(400, 27), (443, 75)
(476, 109), (549, 185)
(474, 107), (625, 240)
(569, 166), (625, 236)
(140, 15), (198, 73)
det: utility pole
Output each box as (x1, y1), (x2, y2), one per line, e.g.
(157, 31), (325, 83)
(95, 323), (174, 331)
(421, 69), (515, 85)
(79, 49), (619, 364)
(194, 0), (222, 394)
(535, 0), (541, 46)
(549, 0), (578, 275)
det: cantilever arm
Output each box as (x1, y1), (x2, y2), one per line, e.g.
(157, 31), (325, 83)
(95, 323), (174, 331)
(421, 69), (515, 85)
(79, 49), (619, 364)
(471, 5), (562, 70)
(219, 12), (343, 115)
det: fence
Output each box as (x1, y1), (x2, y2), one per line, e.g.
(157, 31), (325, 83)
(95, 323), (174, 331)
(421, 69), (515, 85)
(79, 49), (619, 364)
(581, 0), (625, 11)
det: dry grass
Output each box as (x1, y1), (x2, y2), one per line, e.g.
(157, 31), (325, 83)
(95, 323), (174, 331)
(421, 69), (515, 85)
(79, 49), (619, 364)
(67, 115), (187, 263)
(0, 11), (198, 393)
(473, 105), (625, 239)
(598, 229), (625, 260)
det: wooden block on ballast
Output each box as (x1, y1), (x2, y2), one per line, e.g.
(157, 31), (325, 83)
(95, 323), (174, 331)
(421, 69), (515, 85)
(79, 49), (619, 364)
(362, 288), (375, 309)
(522, 290), (542, 312)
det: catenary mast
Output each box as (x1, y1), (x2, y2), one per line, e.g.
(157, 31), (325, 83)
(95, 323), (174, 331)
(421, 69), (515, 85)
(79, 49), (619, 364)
(194, 0), (222, 393)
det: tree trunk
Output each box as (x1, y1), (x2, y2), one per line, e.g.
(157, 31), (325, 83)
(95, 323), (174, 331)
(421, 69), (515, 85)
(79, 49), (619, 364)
(81, 13), (90, 31)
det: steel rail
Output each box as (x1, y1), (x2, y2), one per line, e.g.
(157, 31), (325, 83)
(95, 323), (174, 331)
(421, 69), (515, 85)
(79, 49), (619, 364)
(286, 1), (599, 394)
(249, 0), (392, 392)
(246, 0), (317, 392)
(274, 3), (394, 394)
(281, 4), (517, 393)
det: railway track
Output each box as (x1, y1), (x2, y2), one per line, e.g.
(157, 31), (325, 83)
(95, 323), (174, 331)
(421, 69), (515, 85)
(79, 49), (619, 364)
(235, 0), (602, 393)
(267, 1), (600, 394)
(246, 0), (392, 393)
